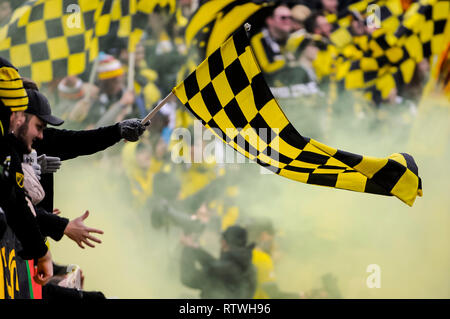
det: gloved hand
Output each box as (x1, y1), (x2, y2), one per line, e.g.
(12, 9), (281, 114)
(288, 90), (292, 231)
(118, 118), (150, 142)
(23, 150), (41, 180)
(37, 154), (62, 174)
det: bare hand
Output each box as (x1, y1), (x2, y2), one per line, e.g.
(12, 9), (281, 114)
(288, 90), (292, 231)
(53, 208), (61, 215)
(34, 250), (53, 285)
(64, 210), (104, 249)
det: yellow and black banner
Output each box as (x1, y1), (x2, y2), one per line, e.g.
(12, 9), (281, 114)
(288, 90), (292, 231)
(0, 226), (34, 299)
(173, 27), (422, 206)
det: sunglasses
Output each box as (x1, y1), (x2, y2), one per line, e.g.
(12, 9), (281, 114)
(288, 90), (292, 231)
(275, 15), (293, 21)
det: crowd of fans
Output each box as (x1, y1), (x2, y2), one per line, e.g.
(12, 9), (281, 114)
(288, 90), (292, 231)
(1, 0), (447, 299)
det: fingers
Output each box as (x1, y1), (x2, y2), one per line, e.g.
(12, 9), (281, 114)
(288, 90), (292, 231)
(85, 227), (104, 235)
(53, 208), (61, 215)
(80, 210), (89, 220)
(74, 229), (103, 249)
(86, 234), (102, 244)
(82, 240), (95, 248)
(80, 234), (101, 248)
(77, 240), (85, 249)
(34, 271), (52, 285)
(46, 164), (61, 170)
(33, 274), (46, 285)
(46, 156), (61, 163)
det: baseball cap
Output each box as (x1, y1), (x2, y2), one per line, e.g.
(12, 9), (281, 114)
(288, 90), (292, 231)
(26, 89), (64, 126)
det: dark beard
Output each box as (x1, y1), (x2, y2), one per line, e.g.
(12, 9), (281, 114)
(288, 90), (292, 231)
(16, 121), (31, 153)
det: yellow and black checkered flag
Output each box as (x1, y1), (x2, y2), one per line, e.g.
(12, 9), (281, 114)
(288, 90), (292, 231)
(0, 0), (148, 83)
(0, 0), (104, 83)
(173, 26), (423, 206)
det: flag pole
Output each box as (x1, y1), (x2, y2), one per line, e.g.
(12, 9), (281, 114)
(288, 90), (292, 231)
(127, 51), (136, 91)
(141, 91), (174, 124)
(83, 56), (100, 102)
(123, 51), (136, 116)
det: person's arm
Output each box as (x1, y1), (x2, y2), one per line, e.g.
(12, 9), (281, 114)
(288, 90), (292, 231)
(180, 246), (216, 290)
(35, 207), (69, 241)
(33, 125), (122, 161)
(35, 208), (103, 248)
(180, 246), (206, 289)
(34, 118), (148, 160)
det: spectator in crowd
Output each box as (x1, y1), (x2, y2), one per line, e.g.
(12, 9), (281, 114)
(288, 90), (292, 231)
(304, 12), (332, 38)
(20, 89), (104, 249)
(180, 225), (257, 299)
(250, 4), (293, 75)
(306, 273), (342, 298)
(0, 0), (12, 27)
(117, 41), (162, 119)
(247, 217), (301, 299)
(0, 58), (53, 287)
(56, 76), (100, 128)
(291, 4), (311, 32)
(313, 0), (339, 14)
(17, 88), (106, 299)
(89, 54), (136, 128)
(20, 79), (148, 232)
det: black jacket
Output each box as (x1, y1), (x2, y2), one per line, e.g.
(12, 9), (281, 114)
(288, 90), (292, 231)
(180, 245), (257, 299)
(31, 124), (123, 240)
(0, 134), (48, 259)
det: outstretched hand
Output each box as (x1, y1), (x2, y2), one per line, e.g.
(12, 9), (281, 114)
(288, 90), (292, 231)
(64, 210), (104, 249)
(118, 118), (150, 142)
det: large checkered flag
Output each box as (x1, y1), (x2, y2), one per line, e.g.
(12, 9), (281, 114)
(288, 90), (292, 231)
(172, 26), (423, 206)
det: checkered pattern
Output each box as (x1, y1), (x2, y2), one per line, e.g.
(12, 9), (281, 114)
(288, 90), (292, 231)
(337, 0), (449, 102)
(0, 0), (150, 83)
(184, 0), (272, 61)
(0, 0), (103, 83)
(173, 27), (423, 206)
(96, 0), (145, 53)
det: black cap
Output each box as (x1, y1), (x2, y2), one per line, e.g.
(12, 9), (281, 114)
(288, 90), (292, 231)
(223, 226), (248, 247)
(26, 89), (64, 126)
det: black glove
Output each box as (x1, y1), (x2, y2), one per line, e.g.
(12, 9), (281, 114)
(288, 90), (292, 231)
(118, 118), (149, 142)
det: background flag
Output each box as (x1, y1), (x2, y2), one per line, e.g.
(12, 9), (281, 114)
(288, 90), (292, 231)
(0, 0), (155, 83)
(0, 0), (101, 83)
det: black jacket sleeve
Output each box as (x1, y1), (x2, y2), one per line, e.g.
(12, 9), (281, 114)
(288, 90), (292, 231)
(180, 246), (215, 290)
(35, 207), (69, 241)
(33, 124), (122, 161)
